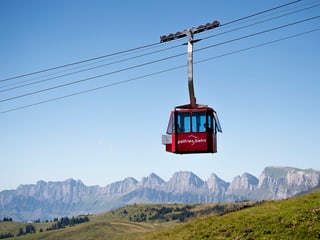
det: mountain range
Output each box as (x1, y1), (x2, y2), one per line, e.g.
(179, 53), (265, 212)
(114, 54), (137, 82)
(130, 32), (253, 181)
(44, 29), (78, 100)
(0, 166), (319, 222)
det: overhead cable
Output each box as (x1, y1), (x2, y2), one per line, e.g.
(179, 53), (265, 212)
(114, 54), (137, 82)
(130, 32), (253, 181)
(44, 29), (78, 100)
(0, 43), (183, 93)
(196, 16), (320, 52)
(0, 0), (303, 84)
(221, 0), (302, 27)
(2, 1), (318, 94)
(0, 42), (161, 83)
(1, 27), (318, 114)
(0, 52), (186, 103)
(1, 15), (318, 103)
(196, 28), (320, 64)
(201, 2), (320, 41)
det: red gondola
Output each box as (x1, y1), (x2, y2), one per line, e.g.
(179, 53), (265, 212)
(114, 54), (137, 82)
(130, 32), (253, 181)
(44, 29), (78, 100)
(161, 23), (222, 154)
(162, 104), (222, 154)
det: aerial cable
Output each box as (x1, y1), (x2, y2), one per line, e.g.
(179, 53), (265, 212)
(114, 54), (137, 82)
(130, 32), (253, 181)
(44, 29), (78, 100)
(201, 2), (320, 41)
(195, 28), (320, 65)
(0, 65), (185, 114)
(1, 15), (318, 103)
(0, 0), (303, 84)
(0, 41), (180, 90)
(221, 0), (302, 27)
(1, 27), (318, 115)
(0, 42), (161, 83)
(196, 15), (320, 53)
(0, 51), (186, 103)
(0, 43), (184, 93)
(3, 2), (318, 93)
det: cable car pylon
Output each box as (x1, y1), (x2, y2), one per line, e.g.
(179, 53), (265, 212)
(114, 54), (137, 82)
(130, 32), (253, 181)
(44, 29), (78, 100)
(161, 20), (222, 154)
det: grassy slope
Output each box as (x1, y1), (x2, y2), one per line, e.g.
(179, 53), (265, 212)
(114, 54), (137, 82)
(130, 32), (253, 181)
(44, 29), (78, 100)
(0, 207), (153, 240)
(1, 190), (319, 240)
(142, 190), (320, 239)
(0, 202), (255, 240)
(4, 221), (157, 240)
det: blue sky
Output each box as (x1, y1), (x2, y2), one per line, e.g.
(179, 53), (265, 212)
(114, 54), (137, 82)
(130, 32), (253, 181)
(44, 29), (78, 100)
(1, 0), (319, 191)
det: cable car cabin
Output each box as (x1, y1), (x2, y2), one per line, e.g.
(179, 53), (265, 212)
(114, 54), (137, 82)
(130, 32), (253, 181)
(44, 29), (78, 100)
(160, 26), (222, 154)
(162, 105), (222, 154)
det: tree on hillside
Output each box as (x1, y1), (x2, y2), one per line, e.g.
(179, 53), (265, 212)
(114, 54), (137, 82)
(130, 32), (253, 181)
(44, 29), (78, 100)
(0, 233), (14, 239)
(26, 224), (36, 234)
(17, 228), (24, 236)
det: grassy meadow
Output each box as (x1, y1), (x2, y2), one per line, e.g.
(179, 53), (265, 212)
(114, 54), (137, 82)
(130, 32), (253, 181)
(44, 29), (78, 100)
(0, 189), (319, 239)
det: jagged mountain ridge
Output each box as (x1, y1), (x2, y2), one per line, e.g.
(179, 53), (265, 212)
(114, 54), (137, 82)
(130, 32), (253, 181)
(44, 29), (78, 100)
(0, 166), (319, 222)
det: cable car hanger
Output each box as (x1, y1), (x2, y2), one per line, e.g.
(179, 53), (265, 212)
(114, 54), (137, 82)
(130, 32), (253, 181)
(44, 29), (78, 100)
(160, 20), (220, 109)
(160, 20), (222, 154)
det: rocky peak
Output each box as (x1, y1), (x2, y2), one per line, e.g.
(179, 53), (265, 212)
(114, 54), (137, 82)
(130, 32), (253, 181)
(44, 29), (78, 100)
(262, 166), (298, 179)
(15, 179), (90, 203)
(258, 167), (320, 199)
(227, 173), (259, 193)
(138, 173), (165, 188)
(206, 173), (229, 192)
(165, 171), (205, 193)
(103, 177), (138, 195)
(258, 167), (297, 189)
(286, 168), (320, 192)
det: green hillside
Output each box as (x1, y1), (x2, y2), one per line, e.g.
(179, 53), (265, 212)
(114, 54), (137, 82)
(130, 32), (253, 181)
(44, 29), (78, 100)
(0, 202), (257, 240)
(1, 190), (319, 240)
(142, 190), (320, 239)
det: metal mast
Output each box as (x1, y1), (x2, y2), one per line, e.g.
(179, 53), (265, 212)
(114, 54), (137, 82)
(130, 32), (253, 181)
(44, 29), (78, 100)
(160, 21), (220, 108)
(185, 30), (196, 108)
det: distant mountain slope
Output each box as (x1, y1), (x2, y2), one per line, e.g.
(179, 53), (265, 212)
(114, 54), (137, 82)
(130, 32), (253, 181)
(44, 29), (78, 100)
(0, 166), (319, 222)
